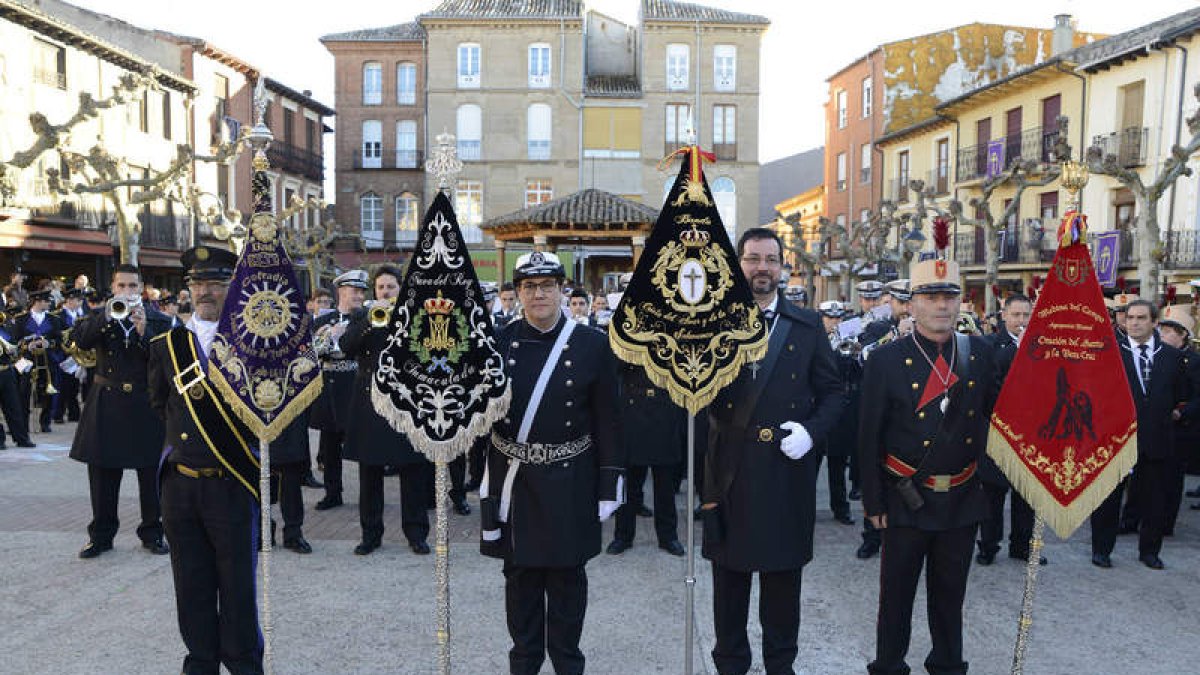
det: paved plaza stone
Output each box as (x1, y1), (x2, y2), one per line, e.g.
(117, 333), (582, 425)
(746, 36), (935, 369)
(1, 423), (1198, 674)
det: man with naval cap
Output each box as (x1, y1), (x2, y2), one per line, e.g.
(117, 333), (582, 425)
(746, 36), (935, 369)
(858, 254), (998, 675)
(479, 250), (623, 675)
(148, 245), (264, 675)
(309, 269), (368, 511)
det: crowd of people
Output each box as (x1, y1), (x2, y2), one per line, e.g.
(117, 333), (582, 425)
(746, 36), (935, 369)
(13, 225), (1200, 675)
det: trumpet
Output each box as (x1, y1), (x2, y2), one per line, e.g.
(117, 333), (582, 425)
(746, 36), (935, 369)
(369, 304), (392, 328)
(109, 297), (141, 321)
(62, 327), (97, 369)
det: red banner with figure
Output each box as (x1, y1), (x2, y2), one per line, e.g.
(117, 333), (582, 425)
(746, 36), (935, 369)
(988, 211), (1137, 538)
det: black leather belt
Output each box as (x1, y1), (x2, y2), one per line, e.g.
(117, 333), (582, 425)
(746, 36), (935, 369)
(93, 375), (142, 393)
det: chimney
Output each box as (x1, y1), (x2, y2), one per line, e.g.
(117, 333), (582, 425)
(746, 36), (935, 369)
(1052, 14), (1075, 56)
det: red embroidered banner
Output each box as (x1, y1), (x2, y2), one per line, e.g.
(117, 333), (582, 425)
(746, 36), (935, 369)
(987, 211), (1137, 538)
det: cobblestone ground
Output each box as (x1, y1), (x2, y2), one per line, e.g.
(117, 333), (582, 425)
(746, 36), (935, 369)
(1, 422), (1198, 674)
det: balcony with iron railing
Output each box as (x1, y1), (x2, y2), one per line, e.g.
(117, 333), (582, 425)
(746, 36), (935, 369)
(351, 151), (425, 171)
(713, 142), (737, 161)
(952, 219), (1053, 266)
(926, 168), (951, 195)
(1089, 127), (1149, 168)
(527, 141), (551, 161)
(887, 177), (910, 203)
(956, 126), (1062, 182)
(267, 143), (324, 182)
(458, 141), (481, 161)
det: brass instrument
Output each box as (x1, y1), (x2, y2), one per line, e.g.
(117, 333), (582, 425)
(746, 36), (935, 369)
(835, 337), (863, 358)
(25, 335), (58, 397)
(369, 303), (392, 328)
(61, 327), (97, 369)
(109, 297), (136, 321)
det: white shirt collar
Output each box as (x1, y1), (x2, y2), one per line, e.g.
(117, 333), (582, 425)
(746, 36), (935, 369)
(761, 296), (779, 315)
(186, 315), (219, 357)
(1127, 333), (1156, 353)
(31, 310), (46, 323)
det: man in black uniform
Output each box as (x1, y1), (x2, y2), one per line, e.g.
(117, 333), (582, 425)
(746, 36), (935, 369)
(10, 287), (67, 433)
(702, 228), (842, 675)
(309, 270), (367, 510)
(0, 310), (33, 449)
(480, 251), (623, 675)
(340, 264), (432, 556)
(69, 265), (172, 559)
(492, 281), (518, 327)
(606, 365), (686, 556)
(859, 256), (997, 675)
(53, 287), (87, 423)
(976, 293), (1045, 566)
(816, 300), (859, 526)
(148, 246), (263, 675)
(269, 413), (314, 554)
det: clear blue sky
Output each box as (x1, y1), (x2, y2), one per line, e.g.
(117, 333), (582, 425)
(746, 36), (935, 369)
(67, 0), (1200, 168)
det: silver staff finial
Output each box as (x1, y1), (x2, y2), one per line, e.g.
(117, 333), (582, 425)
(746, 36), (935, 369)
(247, 78), (274, 169)
(426, 129), (463, 193)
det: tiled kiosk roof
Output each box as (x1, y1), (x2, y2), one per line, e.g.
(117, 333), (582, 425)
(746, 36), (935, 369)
(483, 189), (660, 243)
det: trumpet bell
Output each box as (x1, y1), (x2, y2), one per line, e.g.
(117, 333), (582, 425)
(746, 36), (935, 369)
(109, 298), (130, 321)
(369, 305), (392, 328)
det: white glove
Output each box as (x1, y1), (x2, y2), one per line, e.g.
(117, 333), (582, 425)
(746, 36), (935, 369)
(779, 421), (813, 460)
(598, 500), (620, 522)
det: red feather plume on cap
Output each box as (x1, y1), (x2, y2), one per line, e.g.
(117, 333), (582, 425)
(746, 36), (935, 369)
(1032, 275), (1043, 289)
(1165, 285), (1178, 306)
(991, 284), (1001, 298)
(1027, 286), (1038, 301)
(932, 216), (950, 254)
(1116, 277), (1127, 291)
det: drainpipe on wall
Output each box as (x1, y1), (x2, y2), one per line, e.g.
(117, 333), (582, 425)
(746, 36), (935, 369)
(1165, 42), (1188, 243)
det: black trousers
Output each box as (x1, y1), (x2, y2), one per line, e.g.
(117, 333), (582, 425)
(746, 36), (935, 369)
(53, 370), (81, 421)
(449, 455), (467, 505)
(18, 371), (52, 431)
(711, 563), (802, 675)
(268, 462), (305, 541)
(1092, 461), (1171, 557)
(815, 446), (850, 517)
(359, 463), (430, 545)
(0, 368), (30, 445)
(1165, 455), (1185, 535)
(318, 430), (344, 499)
(978, 481), (1034, 556)
(504, 563), (588, 675)
(161, 470), (262, 675)
(86, 465), (162, 545)
(614, 464), (679, 545)
(467, 435), (487, 488)
(869, 524), (976, 675)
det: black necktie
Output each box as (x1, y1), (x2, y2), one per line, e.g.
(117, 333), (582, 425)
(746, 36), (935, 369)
(763, 309), (777, 322)
(1138, 343), (1151, 391)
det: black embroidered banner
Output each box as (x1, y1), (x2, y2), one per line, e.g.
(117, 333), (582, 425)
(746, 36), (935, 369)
(610, 146), (767, 414)
(371, 191), (511, 461)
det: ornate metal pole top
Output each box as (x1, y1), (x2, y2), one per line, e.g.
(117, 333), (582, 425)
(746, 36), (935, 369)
(426, 129), (463, 193)
(1060, 159), (1089, 211)
(247, 78), (274, 172)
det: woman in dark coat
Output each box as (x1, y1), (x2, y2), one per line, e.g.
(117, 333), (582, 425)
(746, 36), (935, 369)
(339, 266), (431, 555)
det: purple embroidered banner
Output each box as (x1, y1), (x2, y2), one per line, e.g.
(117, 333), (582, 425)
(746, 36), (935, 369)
(1093, 231), (1120, 288)
(986, 140), (1006, 179)
(208, 169), (323, 442)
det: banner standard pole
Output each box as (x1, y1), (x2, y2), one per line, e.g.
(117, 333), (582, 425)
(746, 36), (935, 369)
(685, 412), (696, 675)
(258, 436), (273, 675)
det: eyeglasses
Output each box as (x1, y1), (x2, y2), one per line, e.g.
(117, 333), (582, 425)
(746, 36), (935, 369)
(518, 280), (561, 295)
(740, 255), (782, 267)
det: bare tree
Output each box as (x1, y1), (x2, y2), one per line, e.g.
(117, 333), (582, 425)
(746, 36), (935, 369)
(1, 69), (243, 265)
(777, 211), (830, 303)
(1086, 84), (1200, 301)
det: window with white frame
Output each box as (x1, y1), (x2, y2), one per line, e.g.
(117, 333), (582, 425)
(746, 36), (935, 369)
(396, 193), (420, 242)
(396, 120), (417, 168)
(665, 103), (692, 151)
(528, 43), (551, 88)
(836, 153), (847, 191)
(362, 62), (382, 105)
(525, 180), (553, 207)
(714, 45), (736, 92)
(860, 143), (872, 183)
(361, 120), (382, 169)
(361, 192), (383, 248)
(666, 44), (689, 91)
(458, 43), (481, 88)
(862, 77), (873, 117)
(712, 177), (737, 241)
(397, 62), (416, 105)
(456, 180), (483, 242)
(837, 90), (848, 129)
(713, 105), (736, 160)
(528, 104), (552, 160)
(457, 105), (482, 161)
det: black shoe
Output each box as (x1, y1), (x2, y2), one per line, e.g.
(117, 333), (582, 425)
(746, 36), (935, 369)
(1139, 553), (1165, 570)
(315, 495), (343, 511)
(1091, 553), (1113, 568)
(1009, 550), (1048, 565)
(142, 538), (169, 555)
(606, 539), (632, 555)
(16, 441), (35, 448)
(301, 472), (325, 489)
(464, 480), (480, 493)
(659, 540), (686, 556)
(975, 550), (996, 565)
(453, 501), (471, 516)
(833, 512), (855, 525)
(410, 540), (431, 555)
(78, 541), (112, 559)
(856, 541), (880, 559)
(1186, 486), (1200, 498)
(283, 537), (313, 554)
(354, 540), (380, 556)
(39, 424), (51, 433)
(848, 487), (862, 501)
(637, 505), (653, 518)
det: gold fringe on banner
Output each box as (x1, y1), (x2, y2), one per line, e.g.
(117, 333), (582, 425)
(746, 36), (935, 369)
(209, 366), (324, 445)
